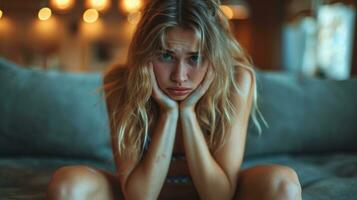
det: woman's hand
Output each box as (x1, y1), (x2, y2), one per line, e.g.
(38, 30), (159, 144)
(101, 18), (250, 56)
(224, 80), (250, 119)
(179, 65), (214, 111)
(149, 63), (178, 112)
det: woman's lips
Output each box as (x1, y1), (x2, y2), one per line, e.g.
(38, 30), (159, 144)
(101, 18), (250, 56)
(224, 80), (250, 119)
(167, 87), (192, 96)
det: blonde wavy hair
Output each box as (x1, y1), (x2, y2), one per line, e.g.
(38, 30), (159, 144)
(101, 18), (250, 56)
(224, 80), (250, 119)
(103, 0), (267, 162)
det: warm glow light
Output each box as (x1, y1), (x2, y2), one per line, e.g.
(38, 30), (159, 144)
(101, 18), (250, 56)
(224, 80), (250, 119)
(80, 19), (104, 40)
(38, 7), (52, 21)
(232, 5), (249, 19)
(220, 5), (233, 19)
(86, 0), (110, 11)
(127, 11), (141, 24)
(50, 0), (75, 11)
(121, 0), (143, 13)
(0, 10), (3, 19)
(83, 9), (99, 23)
(32, 17), (58, 41)
(0, 17), (13, 37)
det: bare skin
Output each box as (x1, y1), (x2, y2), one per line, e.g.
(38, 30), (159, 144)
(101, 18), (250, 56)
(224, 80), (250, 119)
(47, 27), (302, 200)
(47, 164), (301, 200)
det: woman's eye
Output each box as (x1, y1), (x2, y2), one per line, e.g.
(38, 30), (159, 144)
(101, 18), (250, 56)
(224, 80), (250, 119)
(190, 55), (200, 64)
(160, 53), (174, 61)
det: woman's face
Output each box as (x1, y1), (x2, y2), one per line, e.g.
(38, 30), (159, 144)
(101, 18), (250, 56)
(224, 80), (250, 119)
(152, 27), (209, 101)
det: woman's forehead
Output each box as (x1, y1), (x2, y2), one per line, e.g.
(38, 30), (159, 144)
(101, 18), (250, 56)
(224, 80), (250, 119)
(162, 27), (202, 54)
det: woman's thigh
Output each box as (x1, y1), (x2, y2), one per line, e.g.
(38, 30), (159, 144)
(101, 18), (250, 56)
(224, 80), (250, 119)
(234, 164), (302, 200)
(47, 165), (123, 200)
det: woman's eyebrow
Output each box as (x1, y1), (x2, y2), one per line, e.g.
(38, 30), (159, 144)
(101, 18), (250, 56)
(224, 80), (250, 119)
(164, 49), (199, 55)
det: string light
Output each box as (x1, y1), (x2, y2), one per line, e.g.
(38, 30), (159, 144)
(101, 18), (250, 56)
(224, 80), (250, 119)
(0, 0), (3, 19)
(50, 0), (75, 11)
(120, 0), (143, 13)
(38, 7), (52, 21)
(220, 5), (233, 19)
(221, 0), (250, 20)
(231, 5), (249, 19)
(83, 8), (99, 23)
(86, 0), (110, 12)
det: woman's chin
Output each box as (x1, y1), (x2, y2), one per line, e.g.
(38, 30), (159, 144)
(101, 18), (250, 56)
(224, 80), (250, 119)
(168, 94), (189, 101)
(164, 90), (192, 101)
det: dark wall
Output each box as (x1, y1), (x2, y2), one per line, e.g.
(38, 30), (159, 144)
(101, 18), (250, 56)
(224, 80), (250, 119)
(233, 0), (287, 71)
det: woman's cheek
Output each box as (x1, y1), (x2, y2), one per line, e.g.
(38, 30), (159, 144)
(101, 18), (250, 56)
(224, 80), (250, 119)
(153, 63), (171, 89)
(194, 67), (208, 84)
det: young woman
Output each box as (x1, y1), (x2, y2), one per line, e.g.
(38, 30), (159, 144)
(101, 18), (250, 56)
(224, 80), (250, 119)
(47, 0), (302, 199)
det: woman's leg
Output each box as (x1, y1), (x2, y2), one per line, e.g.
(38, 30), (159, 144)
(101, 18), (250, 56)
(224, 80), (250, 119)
(47, 165), (123, 200)
(234, 164), (302, 200)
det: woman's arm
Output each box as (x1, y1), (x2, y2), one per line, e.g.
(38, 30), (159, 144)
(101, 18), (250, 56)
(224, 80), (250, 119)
(180, 66), (255, 200)
(180, 109), (232, 200)
(124, 64), (180, 200)
(104, 65), (179, 200)
(125, 110), (178, 200)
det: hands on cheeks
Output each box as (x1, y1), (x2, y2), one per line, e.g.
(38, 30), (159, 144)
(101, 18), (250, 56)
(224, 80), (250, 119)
(179, 65), (214, 111)
(149, 63), (178, 112)
(149, 63), (178, 111)
(149, 62), (214, 113)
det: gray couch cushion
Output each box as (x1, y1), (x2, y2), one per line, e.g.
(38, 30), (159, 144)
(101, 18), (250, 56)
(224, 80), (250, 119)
(0, 156), (116, 200)
(242, 153), (357, 200)
(0, 59), (112, 161)
(245, 71), (357, 157)
(2, 58), (357, 162)
(1, 153), (356, 200)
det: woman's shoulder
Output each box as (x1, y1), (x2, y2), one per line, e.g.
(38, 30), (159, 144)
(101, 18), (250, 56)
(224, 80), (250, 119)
(234, 65), (255, 84)
(232, 65), (256, 99)
(234, 65), (255, 79)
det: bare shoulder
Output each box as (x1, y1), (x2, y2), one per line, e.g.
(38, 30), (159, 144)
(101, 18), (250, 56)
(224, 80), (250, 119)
(233, 65), (256, 101)
(210, 66), (256, 194)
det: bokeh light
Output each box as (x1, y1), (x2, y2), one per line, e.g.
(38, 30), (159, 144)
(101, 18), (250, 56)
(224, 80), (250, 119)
(220, 5), (234, 19)
(232, 5), (250, 19)
(50, 0), (75, 11)
(83, 9), (99, 23)
(38, 7), (52, 21)
(120, 0), (143, 13)
(86, 0), (111, 12)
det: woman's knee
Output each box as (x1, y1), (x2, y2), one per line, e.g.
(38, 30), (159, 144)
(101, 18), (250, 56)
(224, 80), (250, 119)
(271, 165), (301, 200)
(237, 164), (302, 200)
(47, 165), (109, 200)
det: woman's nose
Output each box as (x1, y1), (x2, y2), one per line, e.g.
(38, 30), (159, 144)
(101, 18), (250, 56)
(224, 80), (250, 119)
(171, 61), (188, 83)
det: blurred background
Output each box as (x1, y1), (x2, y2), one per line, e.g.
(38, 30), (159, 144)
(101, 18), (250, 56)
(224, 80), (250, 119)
(0, 0), (356, 79)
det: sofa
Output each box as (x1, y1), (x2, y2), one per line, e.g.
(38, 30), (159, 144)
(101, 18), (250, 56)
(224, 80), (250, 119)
(0, 57), (357, 200)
